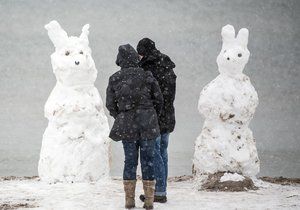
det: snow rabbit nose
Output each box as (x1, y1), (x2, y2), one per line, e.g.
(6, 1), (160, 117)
(75, 61), (80, 65)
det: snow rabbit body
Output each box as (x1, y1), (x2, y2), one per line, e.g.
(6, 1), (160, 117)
(38, 20), (110, 183)
(194, 25), (259, 178)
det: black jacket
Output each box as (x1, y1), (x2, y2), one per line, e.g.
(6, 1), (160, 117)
(137, 38), (177, 134)
(106, 44), (163, 141)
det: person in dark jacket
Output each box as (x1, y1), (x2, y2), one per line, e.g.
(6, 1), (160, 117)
(106, 44), (163, 210)
(137, 38), (176, 203)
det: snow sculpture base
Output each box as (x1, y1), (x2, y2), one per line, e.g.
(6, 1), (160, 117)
(38, 21), (110, 183)
(193, 25), (259, 190)
(201, 172), (257, 192)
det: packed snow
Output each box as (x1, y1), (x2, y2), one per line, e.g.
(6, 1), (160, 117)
(194, 25), (260, 180)
(0, 177), (299, 210)
(220, 172), (245, 182)
(38, 21), (110, 183)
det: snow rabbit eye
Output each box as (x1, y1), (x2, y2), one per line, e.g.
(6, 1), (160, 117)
(65, 51), (70, 56)
(79, 51), (83, 54)
(238, 53), (242, 57)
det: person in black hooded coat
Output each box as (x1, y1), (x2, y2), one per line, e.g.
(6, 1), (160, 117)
(106, 44), (163, 209)
(137, 38), (176, 203)
(137, 38), (176, 134)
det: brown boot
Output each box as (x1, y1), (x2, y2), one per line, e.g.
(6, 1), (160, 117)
(142, 180), (156, 209)
(123, 180), (136, 209)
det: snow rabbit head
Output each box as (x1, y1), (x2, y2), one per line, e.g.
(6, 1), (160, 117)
(217, 24), (250, 76)
(45, 20), (97, 86)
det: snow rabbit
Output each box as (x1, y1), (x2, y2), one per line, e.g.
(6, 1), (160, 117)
(38, 21), (110, 183)
(194, 25), (259, 179)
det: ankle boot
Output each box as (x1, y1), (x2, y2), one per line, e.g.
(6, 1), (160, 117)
(140, 194), (167, 203)
(123, 180), (136, 209)
(142, 180), (156, 209)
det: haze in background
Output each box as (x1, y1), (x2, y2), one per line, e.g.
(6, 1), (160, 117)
(0, 0), (299, 177)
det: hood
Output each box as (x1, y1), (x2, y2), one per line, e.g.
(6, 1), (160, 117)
(137, 38), (175, 69)
(116, 44), (140, 68)
(137, 38), (157, 56)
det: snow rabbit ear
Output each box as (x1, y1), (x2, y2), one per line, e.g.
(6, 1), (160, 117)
(45, 20), (68, 49)
(80, 24), (90, 46)
(236, 28), (249, 48)
(221, 24), (235, 45)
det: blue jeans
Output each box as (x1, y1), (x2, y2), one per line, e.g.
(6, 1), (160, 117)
(122, 139), (155, 180)
(154, 133), (169, 196)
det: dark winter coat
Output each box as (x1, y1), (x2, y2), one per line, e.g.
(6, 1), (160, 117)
(106, 44), (163, 142)
(137, 38), (177, 134)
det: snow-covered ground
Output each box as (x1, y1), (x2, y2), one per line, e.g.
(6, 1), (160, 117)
(0, 177), (299, 210)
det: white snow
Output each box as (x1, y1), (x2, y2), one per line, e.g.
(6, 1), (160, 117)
(38, 21), (110, 183)
(220, 173), (245, 182)
(193, 25), (260, 179)
(0, 178), (299, 210)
